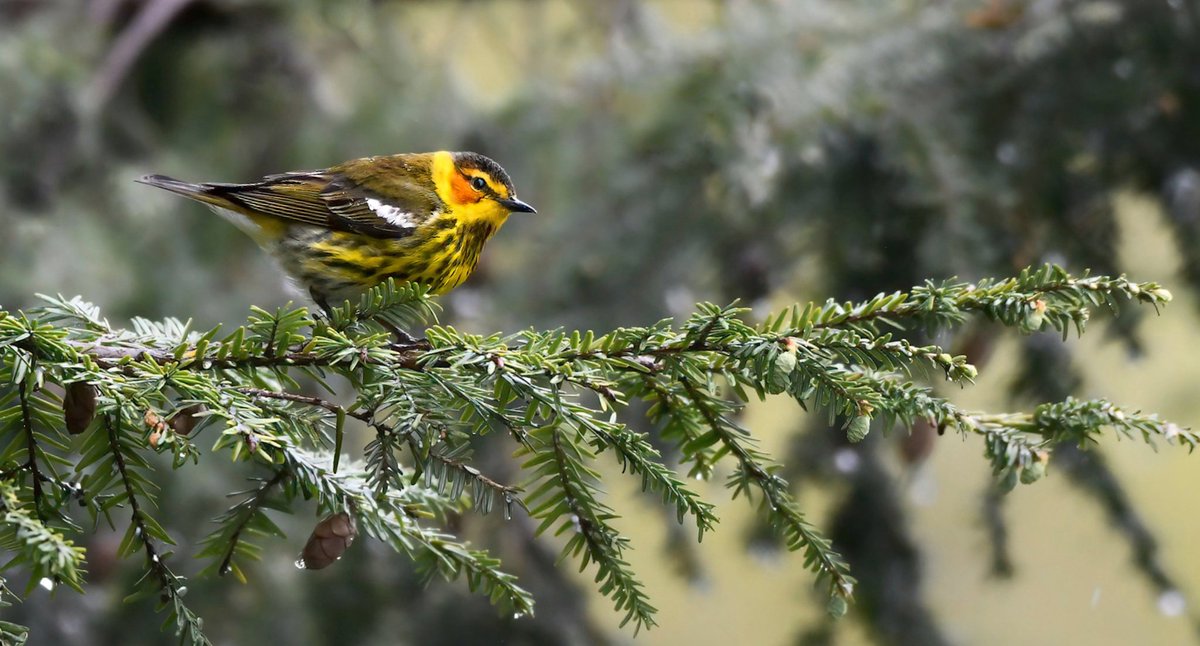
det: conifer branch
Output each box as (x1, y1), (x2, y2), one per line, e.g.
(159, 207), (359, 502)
(524, 427), (656, 632)
(419, 448), (523, 513)
(16, 380), (43, 521)
(201, 469), (289, 580)
(276, 444), (536, 616)
(679, 376), (856, 607)
(235, 387), (367, 421)
(0, 266), (1191, 640)
(803, 266), (1170, 336)
(0, 481), (86, 595)
(105, 411), (209, 645)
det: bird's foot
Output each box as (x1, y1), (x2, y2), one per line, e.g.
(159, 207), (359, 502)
(379, 319), (430, 350)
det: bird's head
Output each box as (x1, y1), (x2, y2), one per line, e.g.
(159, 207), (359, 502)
(432, 151), (536, 224)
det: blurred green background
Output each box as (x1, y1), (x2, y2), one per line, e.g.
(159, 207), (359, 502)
(2, 0), (1200, 644)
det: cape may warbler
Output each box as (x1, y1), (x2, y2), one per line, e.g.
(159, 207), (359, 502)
(138, 151), (535, 311)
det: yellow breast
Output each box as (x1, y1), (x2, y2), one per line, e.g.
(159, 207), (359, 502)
(299, 214), (502, 296)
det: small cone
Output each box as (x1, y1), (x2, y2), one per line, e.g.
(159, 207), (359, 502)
(299, 512), (357, 570)
(169, 404), (206, 435)
(63, 382), (97, 435)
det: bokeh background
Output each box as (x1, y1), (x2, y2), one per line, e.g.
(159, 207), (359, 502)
(2, 0), (1200, 644)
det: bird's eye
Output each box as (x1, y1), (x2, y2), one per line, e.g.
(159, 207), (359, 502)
(471, 177), (487, 191)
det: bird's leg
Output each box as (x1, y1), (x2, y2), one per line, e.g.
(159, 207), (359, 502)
(380, 321), (423, 347)
(310, 288), (336, 322)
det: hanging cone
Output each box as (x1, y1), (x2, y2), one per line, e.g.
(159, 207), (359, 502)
(63, 382), (97, 435)
(298, 512), (357, 570)
(168, 403), (207, 435)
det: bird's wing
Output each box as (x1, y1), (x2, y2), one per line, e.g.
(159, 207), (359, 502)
(319, 174), (441, 238)
(203, 171), (438, 238)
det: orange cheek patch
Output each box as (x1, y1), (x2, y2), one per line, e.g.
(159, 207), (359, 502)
(450, 173), (483, 206)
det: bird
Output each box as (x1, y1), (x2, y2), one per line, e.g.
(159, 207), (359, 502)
(137, 151), (536, 314)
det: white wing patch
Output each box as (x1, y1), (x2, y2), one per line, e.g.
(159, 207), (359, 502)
(365, 197), (419, 229)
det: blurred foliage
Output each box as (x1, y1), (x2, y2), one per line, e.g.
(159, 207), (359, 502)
(2, 0), (1200, 644)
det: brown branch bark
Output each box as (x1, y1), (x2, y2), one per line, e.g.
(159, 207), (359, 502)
(67, 339), (423, 372)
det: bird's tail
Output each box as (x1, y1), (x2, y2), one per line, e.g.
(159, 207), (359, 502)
(136, 174), (286, 243)
(136, 174), (234, 209)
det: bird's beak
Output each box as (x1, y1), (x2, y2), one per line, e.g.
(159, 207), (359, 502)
(498, 197), (537, 213)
